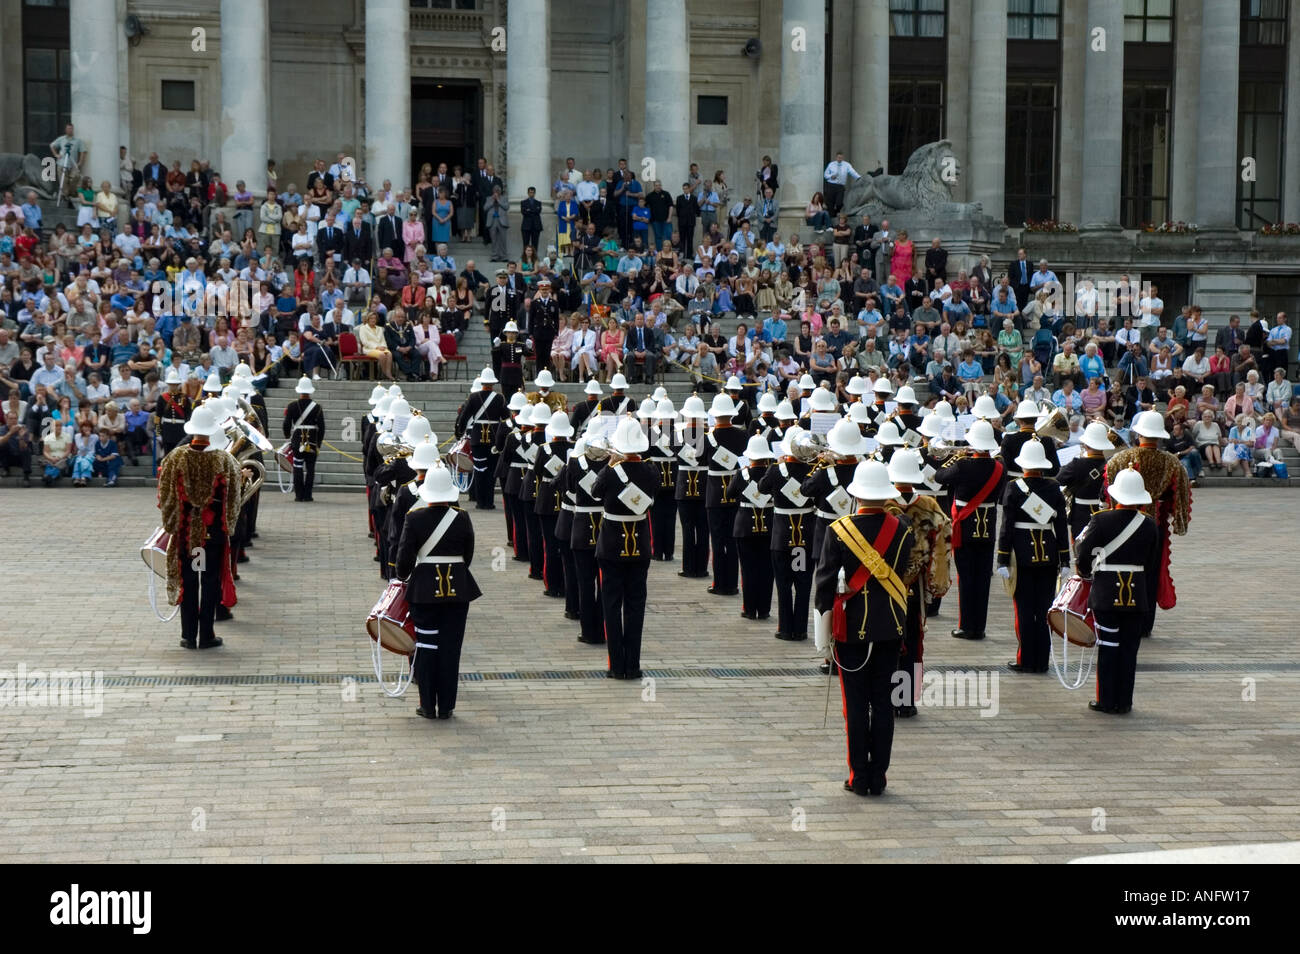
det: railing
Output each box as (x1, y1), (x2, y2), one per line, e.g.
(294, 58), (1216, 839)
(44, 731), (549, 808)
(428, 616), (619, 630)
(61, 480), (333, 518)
(409, 9), (484, 32)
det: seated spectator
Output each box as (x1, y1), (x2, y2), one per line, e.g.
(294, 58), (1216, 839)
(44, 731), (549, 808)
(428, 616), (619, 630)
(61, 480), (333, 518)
(1191, 410), (1224, 470)
(71, 420), (96, 486)
(1223, 382), (1255, 421)
(690, 341), (719, 392)
(92, 427), (122, 486)
(1208, 345), (1233, 397)
(40, 417), (72, 486)
(1221, 414), (1256, 477)
(1167, 419), (1202, 485)
(1182, 345), (1210, 389)
(1277, 397), (1300, 453)
(809, 338), (836, 386)
(1166, 385), (1191, 424)
(1266, 366), (1291, 414)
(1124, 376), (1156, 420)
(1244, 369), (1266, 409)
(1052, 339), (1083, 390)
(956, 349), (983, 398)
(931, 363), (961, 403)
(1052, 378), (1083, 413)
(1079, 342), (1106, 385)
(1253, 412), (1283, 473)
(1080, 376), (1108, 420)
(123, 397), (151, 462)
(0, 411), (35, 484)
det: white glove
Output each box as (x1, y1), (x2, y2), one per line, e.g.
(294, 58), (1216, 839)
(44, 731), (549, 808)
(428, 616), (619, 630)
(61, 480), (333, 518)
(1059, 566), (1072, 583)
(996, 566), (1011, 580)
(492, 336), (501, 347)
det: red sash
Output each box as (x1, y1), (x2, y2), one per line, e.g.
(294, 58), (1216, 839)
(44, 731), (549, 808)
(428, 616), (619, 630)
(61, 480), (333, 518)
(949, 460), (1004, 548)
(832, 514), (900, 641)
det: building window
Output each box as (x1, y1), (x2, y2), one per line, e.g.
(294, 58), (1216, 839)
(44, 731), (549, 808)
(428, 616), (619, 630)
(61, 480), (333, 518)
(161, 80), (196, 111)
(23, 47), (70, 155)
(1005, 82), (1057, 224)
(1007, 0), (1059, 40)
(888, 80), (944, 174)
(1238, 81), (1283, 228)
(1120, 82), (1170, 228)
(890, 0), (946, 38)
(1242, 0), (1287, 45)
(1124, 0), (1173, 43)
(697, 95), (728, 126)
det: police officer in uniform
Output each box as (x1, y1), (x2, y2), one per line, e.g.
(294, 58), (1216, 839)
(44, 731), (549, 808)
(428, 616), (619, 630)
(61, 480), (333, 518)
(593, 417), (659, 678)
(1075, 466), (1161, 714)
(674, 395), (710, 578)
(155, 368), (193, 455)
(760, 425), (815, 641)
(529, 279), (562, 374)
(454, 368), (506, 510)
(1057, 421), (1114, 547)
(568, 423), (609, 644)
(282, 375), (325, 501)
(999, 401), (1061, 478)
(486, 269), (520, 378)
(394, 465), (483, 720)
(648, 398), (678, 561)
(733, 434), (774, 621)
(813, 460), (915, 797)
(702, 392), (747, 596)
(937, 419), (1005, 640)
(995, 439), (1071, 673)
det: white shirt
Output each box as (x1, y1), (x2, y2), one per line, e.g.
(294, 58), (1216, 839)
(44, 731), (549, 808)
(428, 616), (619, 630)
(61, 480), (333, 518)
(1115, 327), (1142, 348)
(344, 266), (371, 288)
(1138, 296), (1163, 327)
(576, 180), (599, 203)
(823, 160), (860, 185)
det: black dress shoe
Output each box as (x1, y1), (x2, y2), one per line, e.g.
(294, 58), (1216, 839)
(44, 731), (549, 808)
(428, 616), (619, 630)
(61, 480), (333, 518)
(578, 636), (604, 644)
(237, 552), (250, 563)
(895, 704), (917, 718)
(215, 606), (233, 621)
(543, 590), (563, 598)
(527, 573), (544, 581)
(564, 611), (580, 621)
(251, 532), (259, 539)
(1006, 662), (1030, 672)
(179, 638), (196, 649)
(739, 610), (756, 620)
(951, 629), (985, 640)
(707, 587), (737, 596)
(1088, 701), (1118, 714)
(819, 660), (839, 676)
(607, 671), (624, 679)
(415, 707), (437, 720)
(868, 775), (887, 796)
(793, 633), (809, 641)
(774, 631), (795, 641)
(757, 613), (770, 620)
(197, 637), (223, 649)
(626, 670), (643, 680)
(843, 780), (871, 797)
(437, 711), (453, 720)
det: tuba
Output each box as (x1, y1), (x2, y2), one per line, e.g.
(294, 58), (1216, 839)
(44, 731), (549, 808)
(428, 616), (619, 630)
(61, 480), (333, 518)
(1035, 408), (1070, 443)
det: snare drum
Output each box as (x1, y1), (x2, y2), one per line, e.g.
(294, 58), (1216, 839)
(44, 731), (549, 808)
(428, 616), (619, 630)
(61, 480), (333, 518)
(275, 440), (294, 474)
(1048, 575), (1096, 648)
(140, 527), (170, 578)
(449, 435), (474, 474)
(366, 580), (416, 656)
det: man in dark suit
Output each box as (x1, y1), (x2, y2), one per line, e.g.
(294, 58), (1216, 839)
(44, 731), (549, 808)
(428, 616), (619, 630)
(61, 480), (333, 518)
(520, 186), (543, 253)
(474, 158), (498, 243)
(1214, 314), (1244, 356)
(1009, 247), (1032, 311)
(142, 153), (166, 188)
(316, 214), (344, 268)
(675, 183), (699, 256)
(852, 215), (878, 274)
(376, 207), (404, 263)
(623, 312), (659, 384)
(344, 213), (373, 264)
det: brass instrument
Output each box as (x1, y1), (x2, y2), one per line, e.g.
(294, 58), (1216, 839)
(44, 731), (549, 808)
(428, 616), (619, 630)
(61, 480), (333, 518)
(584, 436), (611, 462)
(791, 432), (827, 465)
(237, 457), (266, 507)
(1035, 408), (1070, 442)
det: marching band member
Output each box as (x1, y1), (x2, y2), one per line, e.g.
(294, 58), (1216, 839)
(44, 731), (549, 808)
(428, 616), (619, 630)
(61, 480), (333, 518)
(995, 439), (1071, 673)
(847, 402), (872, 438)
(843, 375), (868, 405)
(230, 369), (267, 544)
(750, 392), (781, 441)
(648, 399), (679, 562)
(570, 378), (602, 433)
(865, 377), (894, 433)
(394, 464), (482, 720)
(551, 432), (582, 623)
(453, 368), (504, 512)
(598, 372), (633, 415)
(1057, 421), (1114, 547)
(916, 401), (958, 614)
(703, 392), (748, 596)
(379, 415), (434, 578)
(887, 449), (951, 717)
(801, 418), (868, 564)
(814, 460), (915, 797)
(154, 368), (193, 455)
(937, 419), (1004, 641)
(773, 398), (798, 442)
(361, 383), (388, 451)
(500, 397), (537, 567)
(568, 421), (609, 644)
(593, 416), (659, 678)
(527, 368), (568, 415)
(724, 376), (752, 430)
(674, 395), (711, 579)
(873, 420), (904, 464)
(370, 399), (414, 575)
(157, 404), (240, 649)
(492, 322), (531, 413)
(519, 402), (552, 582)
(798, 385), (837, 431)
(733, 434), (775, 621)
(760, 425), (814, 641)
(892, 386), (925, 445)
(1104, 411), (1191, 639)
(533, 410), (574, 598)
(282, 375), (325, 502)
(1000, 401), (1061, 478)
(1075, 466), (1160, 714)
(492, 390), (531, 548)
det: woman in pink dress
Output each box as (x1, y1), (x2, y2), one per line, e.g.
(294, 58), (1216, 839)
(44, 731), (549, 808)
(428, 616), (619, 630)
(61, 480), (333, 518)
(412, 306), (443, 380)
(599, 317), (625, 380)
(890, 228), (915, 283)
(402, 208), (425, 266)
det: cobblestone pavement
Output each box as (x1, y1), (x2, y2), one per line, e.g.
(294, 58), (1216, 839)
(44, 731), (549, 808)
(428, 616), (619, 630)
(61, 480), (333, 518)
(1, 487), (1296, 863)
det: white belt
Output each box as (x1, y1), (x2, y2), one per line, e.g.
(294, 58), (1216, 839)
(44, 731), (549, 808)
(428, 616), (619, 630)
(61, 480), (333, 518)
(572, 505), (602, 513)
(954, 500), (995, 508)
(1097, 562), (1144, 572)
(1013, 521), (1053, 530)
(161, 417), (185, 424)
(560, 503), (575, 512)
(602, 513), (647, 522)
(774, 507), (812, 515)
(679, 465), (706, 472)
(416, 556), (464, 564)
(296, 424), (318, 430)
(739, 503), (771, 510)
(815, 510), (839, 521)
(510, 462), (529, 469)
(1073, 497), (1101, 506)
(707, 469), (737, 478)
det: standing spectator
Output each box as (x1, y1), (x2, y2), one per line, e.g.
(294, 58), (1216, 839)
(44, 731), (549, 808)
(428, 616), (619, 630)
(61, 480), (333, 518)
(1265, 311), (1291, 380)
(519, 186), (543, 254)
(483, 186), (509, 262)
(821, 151), (860, 215)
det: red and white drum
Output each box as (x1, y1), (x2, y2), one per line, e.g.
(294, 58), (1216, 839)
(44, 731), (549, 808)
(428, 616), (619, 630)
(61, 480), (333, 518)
(1048, 575), (1096, 647)
(448, 435), (474, 474)
(275, 440), (294, 474)
(366, 581), (416, 656)
(140, 527), (170, 578)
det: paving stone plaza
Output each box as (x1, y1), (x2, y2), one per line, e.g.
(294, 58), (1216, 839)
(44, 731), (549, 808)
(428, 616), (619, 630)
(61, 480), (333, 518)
(1, 486), (1296, 864)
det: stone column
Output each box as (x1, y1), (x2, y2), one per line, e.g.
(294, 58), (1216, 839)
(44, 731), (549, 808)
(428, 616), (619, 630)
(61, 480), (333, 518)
(1194, 1), (1240, 231)
(219, 0), (270, 195)
(1079, 0), (1124, 231)
(644, 0), (690, 190)
(365, 0), (411, 191)
(507, 0), (551, 205)
(779, 0), (826, 223)
(1168, 2), (1201, 222)
(968, 0), (1007, 223)
(1286, 7), (1300, 222)
(1056, 0), (1086, 224)
(69, 0), (121, 192)
(850, 0), (888, 173)
(945, 0), (971, 202)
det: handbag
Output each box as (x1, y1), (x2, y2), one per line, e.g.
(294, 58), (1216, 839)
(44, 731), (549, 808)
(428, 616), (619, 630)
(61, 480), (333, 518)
(1254, 460), (1275, 479)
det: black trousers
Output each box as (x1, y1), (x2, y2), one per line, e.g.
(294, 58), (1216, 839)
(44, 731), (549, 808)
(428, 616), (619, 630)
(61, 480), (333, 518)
(651, 494), (676, 559)
(0, 441), (32, 475)
(1093, 608), (1144, 711)
(895, 589), (925, 705)
(836, 638), (900, 789)
(737, 536), (773, 618)
(293, 450), (317, 499)
(410, 602), (469, 717)
(953, 543), (994, 634)
(245, 488), (260, 539)
(506, 492), (529, 560)
(522, 228), (540, 253)
(533, 332), (554, 373)
(180, 535), (226, 645)
(706, 505), (738, 591)
(373, 504), (390, 581)
(498, 476), (513, 543)
(772, 548), (812, 637)
(559, 540), (580, 615)
(470, 447), (494, 508)
(572, 548), (603, 642)
(524, 506), (545, 578)
(599, 559), (649, 675)
(824, 182), (845, 215)
(1013, 567), (1058, 670)
(677, 498), (708, 575)
(539, 513), (565, 594)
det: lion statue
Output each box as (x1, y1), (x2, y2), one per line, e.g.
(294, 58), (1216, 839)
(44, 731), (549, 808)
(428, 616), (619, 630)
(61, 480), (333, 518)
(842, 140), (983, 219)
(0, 154), (57, 200)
